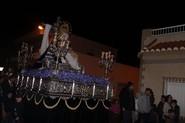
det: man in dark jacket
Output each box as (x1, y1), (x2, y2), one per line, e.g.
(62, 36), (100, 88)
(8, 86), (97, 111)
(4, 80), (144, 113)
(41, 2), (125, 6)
(119, 81), (135, 123)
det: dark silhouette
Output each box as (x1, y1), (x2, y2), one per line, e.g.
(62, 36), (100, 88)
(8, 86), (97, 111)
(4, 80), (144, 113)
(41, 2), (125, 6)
(119, 81), (135, 123)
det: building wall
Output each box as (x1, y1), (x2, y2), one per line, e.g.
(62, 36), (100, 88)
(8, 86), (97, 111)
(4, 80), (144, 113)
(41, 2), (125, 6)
(140, 42), (185, 103)
(142, 61), (185, 104)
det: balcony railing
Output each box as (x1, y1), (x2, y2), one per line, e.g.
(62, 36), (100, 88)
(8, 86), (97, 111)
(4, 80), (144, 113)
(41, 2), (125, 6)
(152, 24), (185, 36)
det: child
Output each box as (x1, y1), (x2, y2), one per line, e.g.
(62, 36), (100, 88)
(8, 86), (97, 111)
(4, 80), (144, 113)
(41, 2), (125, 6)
(109, 98), (120, 123)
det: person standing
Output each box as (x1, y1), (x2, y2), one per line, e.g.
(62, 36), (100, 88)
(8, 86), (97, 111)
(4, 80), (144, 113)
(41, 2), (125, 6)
(164, 99), (179, 123)
(119, 81), (135, 123)
(137, 89), (151, 123)
(157, 95), (166, 123)
(13, 92), (24, 123)
(163, 95), (173, 122)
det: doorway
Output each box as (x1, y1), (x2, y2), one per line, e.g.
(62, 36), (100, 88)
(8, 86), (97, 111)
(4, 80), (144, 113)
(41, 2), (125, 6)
(164, 77), (185, 119)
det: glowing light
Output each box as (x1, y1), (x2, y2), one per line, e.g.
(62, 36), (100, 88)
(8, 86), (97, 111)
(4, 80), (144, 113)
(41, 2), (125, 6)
(0, 67), (4, 71)
(38, 25), (44, 30)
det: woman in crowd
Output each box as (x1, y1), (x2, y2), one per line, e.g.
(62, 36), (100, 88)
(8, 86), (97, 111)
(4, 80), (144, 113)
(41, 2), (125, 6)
(163, 95), (173, 122)
(164, 100), (180, 123)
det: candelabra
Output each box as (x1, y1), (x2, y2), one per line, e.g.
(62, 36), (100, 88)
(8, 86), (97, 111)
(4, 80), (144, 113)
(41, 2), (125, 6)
(99, 51), (114, 78)
(17, 42), (33, 70)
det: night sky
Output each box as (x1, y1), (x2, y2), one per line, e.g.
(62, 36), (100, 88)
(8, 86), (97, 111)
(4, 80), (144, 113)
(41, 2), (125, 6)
(0, 7), (184, 67)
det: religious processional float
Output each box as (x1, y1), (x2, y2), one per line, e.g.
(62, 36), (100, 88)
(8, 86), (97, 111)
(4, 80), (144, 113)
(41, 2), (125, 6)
(16, 18), (114, 110)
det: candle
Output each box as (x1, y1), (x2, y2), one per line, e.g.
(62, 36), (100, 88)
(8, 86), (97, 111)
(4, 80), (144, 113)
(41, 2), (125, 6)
(25, 76), (29, 88)
(105, 52), (109, 59)
(111, 55), (114, 62)
(31, 77), (35, 90)
(21, 76), (24, 87)
(82, 67), (85, 74)
(92, 83), (96, 97)
(30, 46), (33, 53)
(71, 81), (75, 96)
(16, 75), (20, 86)
(108, 51), (111, 59)
(101, 51), (104, 59)
(111, 88), (114, 97)
(106, 84), (109, 100)
(38, 78), (42, 91)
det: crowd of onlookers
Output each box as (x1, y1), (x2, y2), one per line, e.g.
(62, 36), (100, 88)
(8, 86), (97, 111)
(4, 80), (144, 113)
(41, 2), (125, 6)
(0, 68), (24, 123)
(109, 81), (180, 123)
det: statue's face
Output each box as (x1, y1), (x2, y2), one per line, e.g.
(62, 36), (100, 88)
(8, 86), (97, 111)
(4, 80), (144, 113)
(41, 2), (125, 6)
(59, 23), (69, 34)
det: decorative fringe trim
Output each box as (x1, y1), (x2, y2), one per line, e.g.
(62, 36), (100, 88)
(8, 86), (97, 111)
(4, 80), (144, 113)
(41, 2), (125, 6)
(26, 94), (34, 101)
(64, 99), (82, 110)
(43, 97), (61, 109)
(34, 95), (43, 105)
(85, 100), (99, 110)
(101, 100), (109, 110)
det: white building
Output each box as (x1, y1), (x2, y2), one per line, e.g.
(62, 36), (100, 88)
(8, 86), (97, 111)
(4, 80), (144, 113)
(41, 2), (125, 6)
(139, 24), (185, 119)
